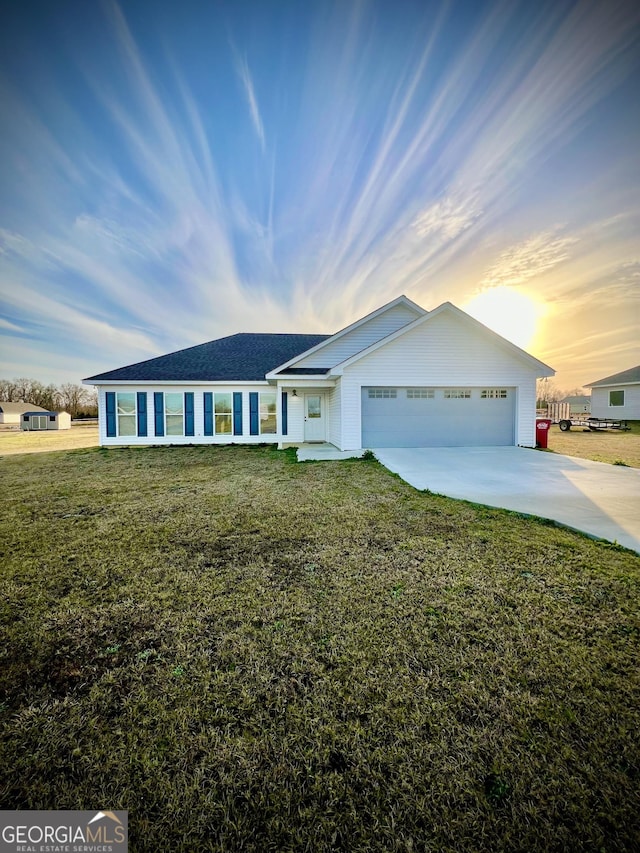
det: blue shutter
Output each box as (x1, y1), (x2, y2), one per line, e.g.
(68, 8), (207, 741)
(203, 392), (213, 436)
(105, 392), (116, 437)
(233, 392), (243, 435)
(282, 392), (288, 436)
(137, 392), (147, 437)
(184, 392), (194, 437)
(249, 392), (259, 435)
(154, 392), (164, 436)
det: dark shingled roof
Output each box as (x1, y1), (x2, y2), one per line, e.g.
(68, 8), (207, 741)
(84, 333), (331, 383)
(586, 365), (640, 387)
(277, 367), (330, 375)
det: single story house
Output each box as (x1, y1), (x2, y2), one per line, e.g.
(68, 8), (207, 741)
(84, 296), (555, 450)
(21, 410), (71, 431)
(0, 402), (48, 425)
(586, 365), (640, 420)
(560, 395), (591, 416)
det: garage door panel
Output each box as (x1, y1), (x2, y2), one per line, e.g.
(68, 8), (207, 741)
(361, 387), (515, 447)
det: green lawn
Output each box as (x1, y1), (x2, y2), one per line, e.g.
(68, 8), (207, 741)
(1, 445), (639, 852)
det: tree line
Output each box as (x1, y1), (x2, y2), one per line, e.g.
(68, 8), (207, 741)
(536, 379), (587, 408)
(0, 378), (98, 419)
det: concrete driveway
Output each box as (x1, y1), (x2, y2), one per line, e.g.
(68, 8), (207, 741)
(374, 447), (640, 554)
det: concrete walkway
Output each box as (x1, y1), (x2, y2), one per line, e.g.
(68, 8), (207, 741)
(297, 443), (363, 461)
(374, 446), (640, 554)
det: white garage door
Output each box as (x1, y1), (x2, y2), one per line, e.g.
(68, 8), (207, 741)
(361, 387), (515, 447)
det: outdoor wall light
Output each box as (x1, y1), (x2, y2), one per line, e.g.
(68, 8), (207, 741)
(292, 389), (298, 397)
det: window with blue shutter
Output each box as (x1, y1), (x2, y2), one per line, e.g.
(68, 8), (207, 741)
(249, 392), (259, 435)
(137, 392), (147, 436)
(184, 392), (195, 436)
(154, 392), (164, 436)
(203, 392), (213, 436)
(233, 392), (243, 435)
(105, 392), (116, 437)
(282, 392), (288, 436)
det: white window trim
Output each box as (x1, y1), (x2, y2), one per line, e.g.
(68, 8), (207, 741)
(481, 389), (508, 399)
(609, 389), (625, 407)
(214, 392), (233, 436)
(259, 391), (277, 435)
(368, 388), (397, 399)
(117, 392), (137, 438)
(407, 389), (434, 399)
(165, 392), (184, 436)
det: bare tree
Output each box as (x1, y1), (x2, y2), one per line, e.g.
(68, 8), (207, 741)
(58, 383), (89, 418)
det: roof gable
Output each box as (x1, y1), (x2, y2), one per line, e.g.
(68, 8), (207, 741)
(330, 302), (555, 376)
(586, 365), (640, 387)
(0, 402), (48, 414)
(84, 333), (329, 383)
(266, 295), (426, 377)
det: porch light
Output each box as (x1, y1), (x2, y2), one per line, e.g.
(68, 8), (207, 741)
(292, 389), (298, 397)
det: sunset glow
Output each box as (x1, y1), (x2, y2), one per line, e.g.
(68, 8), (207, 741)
(464, 287), (547, 351)
(0, 1), (638, 390)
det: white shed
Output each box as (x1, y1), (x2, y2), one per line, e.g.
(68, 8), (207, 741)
(21, 411), (72, 431)
(0, 402), (48, 424)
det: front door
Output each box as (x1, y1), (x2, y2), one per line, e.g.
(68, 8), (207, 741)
(304, 394), (325, 442)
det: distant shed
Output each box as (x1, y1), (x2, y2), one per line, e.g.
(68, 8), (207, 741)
(21, 411), (71, 431)
(0, 402), (48, 424)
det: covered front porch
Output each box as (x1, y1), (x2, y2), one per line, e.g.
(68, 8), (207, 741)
(277, 378), (340, 448)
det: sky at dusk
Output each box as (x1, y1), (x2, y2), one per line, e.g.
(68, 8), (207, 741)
(1, 0), (639, 391)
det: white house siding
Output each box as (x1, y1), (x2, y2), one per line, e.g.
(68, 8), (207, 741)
(591, 386), (640, 420)
(337, 312), (540, 449)
(97, 384), (285, 446)
(292, 303), (420, 369)
(327, 379), (342, 447)
(284, 392), (305, 443)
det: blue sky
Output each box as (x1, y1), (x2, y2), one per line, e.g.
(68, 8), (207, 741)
(1, 0), (638, 390)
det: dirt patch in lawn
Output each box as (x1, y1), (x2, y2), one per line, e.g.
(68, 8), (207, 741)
(548, 421), (640, 468)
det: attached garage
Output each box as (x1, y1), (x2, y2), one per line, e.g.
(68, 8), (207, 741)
(361, 386), (515, 448)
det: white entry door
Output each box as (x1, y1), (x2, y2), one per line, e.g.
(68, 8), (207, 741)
(304, 394), (326, 441)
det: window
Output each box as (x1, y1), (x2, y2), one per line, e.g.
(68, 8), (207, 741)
(444, 389), (471, 399)
(407, 389), (434, 399)
(368, 389), (397, 399)
(49, 415), (56, 422)
(215, 393), (232, 434)
(165, 392), (184, 435)
(481, 389), (508, 399)
(609, 390), (624, 407)
(260, 392), (276, 434)
(117, 393), (136, 436)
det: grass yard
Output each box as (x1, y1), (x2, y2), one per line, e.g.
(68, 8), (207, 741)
(0, 422), (99, 455)
(548, 421), (640, 468)
(1, 444), (639, 852)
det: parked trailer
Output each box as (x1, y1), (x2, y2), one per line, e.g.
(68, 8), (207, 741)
(558, 417), (630, 432)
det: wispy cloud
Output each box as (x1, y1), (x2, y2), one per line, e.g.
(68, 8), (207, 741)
(0, 0), (638, 385)
(231, 48), (266, 152)
(479, 231), (579, 289)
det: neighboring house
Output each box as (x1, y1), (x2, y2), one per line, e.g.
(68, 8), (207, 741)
(561, 395), (591, 416)
(84, 296), (555, 450)
(21, 411), (71, 431)
(586, 366), (640, 420)
(0, 402), (48, 425)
